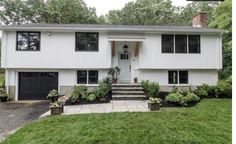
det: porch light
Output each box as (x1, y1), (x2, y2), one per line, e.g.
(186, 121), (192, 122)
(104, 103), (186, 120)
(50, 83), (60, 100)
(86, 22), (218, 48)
(123, 44), (128, 53)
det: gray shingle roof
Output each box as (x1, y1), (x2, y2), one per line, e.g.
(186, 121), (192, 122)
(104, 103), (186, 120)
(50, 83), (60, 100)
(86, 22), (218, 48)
(0, 23), (224, 33)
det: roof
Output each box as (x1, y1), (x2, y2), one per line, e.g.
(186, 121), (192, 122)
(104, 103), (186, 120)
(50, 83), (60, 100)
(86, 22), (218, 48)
(0, 23), (225, 33)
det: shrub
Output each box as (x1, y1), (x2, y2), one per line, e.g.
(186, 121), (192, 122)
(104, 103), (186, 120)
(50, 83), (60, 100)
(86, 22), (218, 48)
(141, 80), (149, 93)
(70, 85), (87, 103)
(86, 93), (96, 102)
(94, 82), (109, 98)
(148, 97), (160, 103)
(180, 92), (200, 106)
(194, 84), (209, 98)
(216, 76), (232, 98)
(166, 87), (200, 106)
(141, 80), (159, 98)
(166, 91), (183, 103)
(148, 82), (160, 98)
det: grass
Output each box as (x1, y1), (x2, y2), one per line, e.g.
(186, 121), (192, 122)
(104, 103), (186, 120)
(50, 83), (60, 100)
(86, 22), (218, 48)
(2, 99), (231, 144)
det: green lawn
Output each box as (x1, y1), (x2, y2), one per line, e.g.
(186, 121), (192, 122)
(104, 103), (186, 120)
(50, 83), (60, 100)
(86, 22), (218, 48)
(2, 99), (231, 144)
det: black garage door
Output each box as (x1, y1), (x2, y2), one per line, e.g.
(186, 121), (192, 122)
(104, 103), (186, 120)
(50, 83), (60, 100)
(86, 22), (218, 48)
(19, 72), (58, 100)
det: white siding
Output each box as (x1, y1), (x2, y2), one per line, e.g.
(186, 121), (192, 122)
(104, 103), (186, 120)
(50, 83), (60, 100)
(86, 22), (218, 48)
(3, 31), (111, 69)
(139, 34), (222, 69)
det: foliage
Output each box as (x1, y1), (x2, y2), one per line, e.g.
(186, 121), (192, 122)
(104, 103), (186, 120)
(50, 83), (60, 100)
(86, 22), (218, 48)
(180, 92), (200, 106)
(141, 80), (159, 98)
(148, 97), (160, 103)
(166, 91), (184, 103)
(101, 77), (112, 89)
(166, 87), (200, 106)
(86, 93), (96, 102)
(70, 85), (87, 103)
(0, 87), (7, 97)
(47, 89), (59, 98)
(0, 0), (98, 25)
(194, 83), (217, 98)
(194, 84), (210, 98)
(141, 80), (149, 93)
(94, 82), (110, 98)
(2, 99), (231, 144)
(216, 76), (232, 98)
(209, 0), (232, 79)
(108, 66), (121, 80)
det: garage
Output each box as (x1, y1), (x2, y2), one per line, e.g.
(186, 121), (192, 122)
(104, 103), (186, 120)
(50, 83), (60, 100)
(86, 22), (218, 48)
(19, 72), (58, 100)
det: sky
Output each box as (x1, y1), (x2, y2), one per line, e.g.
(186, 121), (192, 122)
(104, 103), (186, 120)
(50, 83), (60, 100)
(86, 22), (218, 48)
(84, 0), (191, 16)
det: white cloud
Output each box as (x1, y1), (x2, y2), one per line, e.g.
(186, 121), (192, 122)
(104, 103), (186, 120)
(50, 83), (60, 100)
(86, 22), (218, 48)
(84, 0), (191, 16)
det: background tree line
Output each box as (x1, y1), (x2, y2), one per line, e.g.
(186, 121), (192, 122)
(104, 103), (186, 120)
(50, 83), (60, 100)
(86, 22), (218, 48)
(0, 0), (232, 79)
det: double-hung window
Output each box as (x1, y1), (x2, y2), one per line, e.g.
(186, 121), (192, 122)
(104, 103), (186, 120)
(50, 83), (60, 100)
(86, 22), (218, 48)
(162, 34), (200, 54)
(77, 70), (98, 84)
(188, 35), (200, 53)
(168, 70), (188, 84)
(75, 33), (99, 51)
(16, 32), (40, 51)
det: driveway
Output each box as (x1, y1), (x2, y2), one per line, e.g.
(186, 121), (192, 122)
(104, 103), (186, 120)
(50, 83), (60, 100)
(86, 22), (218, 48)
(0, 101), (49, 140)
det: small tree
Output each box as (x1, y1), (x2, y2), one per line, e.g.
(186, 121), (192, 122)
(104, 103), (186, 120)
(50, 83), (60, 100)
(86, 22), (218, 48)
(108, 66), (121, 83)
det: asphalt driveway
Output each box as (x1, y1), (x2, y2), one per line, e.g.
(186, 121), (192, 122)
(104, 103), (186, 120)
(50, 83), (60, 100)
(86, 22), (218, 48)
(0, 101), (49, 140)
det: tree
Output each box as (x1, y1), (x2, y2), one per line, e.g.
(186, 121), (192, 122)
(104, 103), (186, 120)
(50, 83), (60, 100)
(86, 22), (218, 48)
(209, 0), (232, 79)
(104, 0), (177, 25)
(0, 0), (98, 25)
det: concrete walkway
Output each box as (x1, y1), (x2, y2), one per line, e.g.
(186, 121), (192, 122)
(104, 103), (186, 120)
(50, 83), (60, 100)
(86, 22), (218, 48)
(40, 100), (149, 117)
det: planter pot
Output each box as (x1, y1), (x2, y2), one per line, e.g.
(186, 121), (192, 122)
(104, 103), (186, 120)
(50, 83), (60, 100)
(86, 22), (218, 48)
(49, 96), (59, 103)
(0, 96), (8, 102)
(134, 78), (138, 83)
(50, 106), (63, 115)
(112, 78), (117, 83)
(148, 102), (160, 111)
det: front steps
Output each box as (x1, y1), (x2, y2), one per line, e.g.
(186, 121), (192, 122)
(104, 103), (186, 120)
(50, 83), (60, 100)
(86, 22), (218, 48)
(112, 84), (146, 100)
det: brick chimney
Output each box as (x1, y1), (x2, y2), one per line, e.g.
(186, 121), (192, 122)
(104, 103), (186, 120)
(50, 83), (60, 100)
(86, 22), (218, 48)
(192, 13), (208, 28)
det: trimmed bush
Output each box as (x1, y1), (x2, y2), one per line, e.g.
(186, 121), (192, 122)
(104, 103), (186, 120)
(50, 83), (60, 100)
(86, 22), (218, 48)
(166, 88), (200, 106)
(216, 76), (232, 98)
(86, 93), (96, 102)
(180, 92), (200, 106)
(70, 85), (87, 103)
(141, 80), (159, 98)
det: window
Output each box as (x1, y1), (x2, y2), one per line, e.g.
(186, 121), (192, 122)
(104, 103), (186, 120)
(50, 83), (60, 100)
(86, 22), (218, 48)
(162, 35), (174, 53)
(77, 70), (98, 84)
(175, 35), (187, 53)
(161, 34), (200, 54)
(75, 33), (98, 51)
(77, 70), (87, 84)
(16, 32), (40, 51)
(120, 53), (129, 60)
(168, 70), (188, 84)
(88, 71), (98, 84)
(189, 35), (200, 53)
(179, 71), (188, 84)
(168, 71), (178, 84)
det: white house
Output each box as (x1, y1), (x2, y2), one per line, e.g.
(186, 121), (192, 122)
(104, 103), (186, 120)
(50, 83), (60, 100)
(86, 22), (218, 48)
(0, 13), (223, 100)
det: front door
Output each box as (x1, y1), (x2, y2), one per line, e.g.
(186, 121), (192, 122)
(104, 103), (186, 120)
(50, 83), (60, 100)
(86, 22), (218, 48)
(118, 53), (131, 83)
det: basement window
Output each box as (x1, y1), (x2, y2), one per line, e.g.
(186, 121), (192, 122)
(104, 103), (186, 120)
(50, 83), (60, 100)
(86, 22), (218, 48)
(77, 70), (98, 84)
(168, 70), (188, 84)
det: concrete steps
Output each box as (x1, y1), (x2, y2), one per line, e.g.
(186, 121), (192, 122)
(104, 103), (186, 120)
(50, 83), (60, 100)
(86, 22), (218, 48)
(112, 84), (146, 100)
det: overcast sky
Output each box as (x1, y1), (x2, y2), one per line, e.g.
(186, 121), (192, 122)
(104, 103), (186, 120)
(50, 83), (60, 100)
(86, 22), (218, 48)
(84, 0), (191, 16)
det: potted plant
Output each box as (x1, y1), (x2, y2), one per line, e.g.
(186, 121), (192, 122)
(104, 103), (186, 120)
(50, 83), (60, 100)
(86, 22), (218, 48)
(108, 66), (121, 83)
(47, 89), (59, 103)
(0, 88), (8, 102)
(148, 97), (160, 111)
(134, 77), (138, 83)
(50, 101), (64, 115)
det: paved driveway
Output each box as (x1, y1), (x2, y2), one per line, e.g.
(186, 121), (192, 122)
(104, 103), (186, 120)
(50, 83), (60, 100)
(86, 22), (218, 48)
(0, 101), (49, 140)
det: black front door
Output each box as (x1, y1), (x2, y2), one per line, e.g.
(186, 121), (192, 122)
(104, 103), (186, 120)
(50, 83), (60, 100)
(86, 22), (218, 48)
(19, 72), (58, 100)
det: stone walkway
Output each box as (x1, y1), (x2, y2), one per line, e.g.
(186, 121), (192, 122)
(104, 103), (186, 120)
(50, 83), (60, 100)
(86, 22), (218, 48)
(40, 100), (149, 117)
